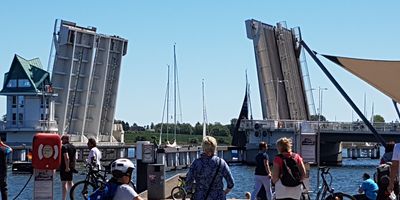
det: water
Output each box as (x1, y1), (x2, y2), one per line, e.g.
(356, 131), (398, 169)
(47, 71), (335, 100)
(7, 158), (379, 199)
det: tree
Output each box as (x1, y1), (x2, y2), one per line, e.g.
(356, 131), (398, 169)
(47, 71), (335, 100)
(123, 121), (130, 131)
(373, 114), (385, 123)
(229, 118), (237, 133)
(310, 114), (326, 121)
(193, 122), (203, 135)
(209, 123), (230, 136)
(130, 123), (145, 131)
(150, 122), (155, 129)
(179, 123), (193, 135)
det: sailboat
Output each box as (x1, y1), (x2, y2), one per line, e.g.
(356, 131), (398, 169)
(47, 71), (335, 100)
(160, 44), (181, 148)
(232, 71), (252, 147)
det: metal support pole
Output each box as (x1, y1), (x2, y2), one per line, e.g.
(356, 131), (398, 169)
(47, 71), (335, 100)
(316, 87), (326, 189)
(276, 78), (279, 120)
(300, 40), (386, 147)
(393, 100), (400, 123)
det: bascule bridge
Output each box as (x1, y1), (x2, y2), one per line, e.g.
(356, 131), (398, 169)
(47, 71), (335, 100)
(239, 19), (400, 165)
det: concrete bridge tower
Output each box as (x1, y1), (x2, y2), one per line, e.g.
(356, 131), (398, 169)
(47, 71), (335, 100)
(50, 20), (128, 143)
(245, 19), (313, 121)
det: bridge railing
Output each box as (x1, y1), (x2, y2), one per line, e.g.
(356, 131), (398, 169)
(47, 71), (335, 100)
(313, 121), (400, 132)
(240, 119), (400, 133)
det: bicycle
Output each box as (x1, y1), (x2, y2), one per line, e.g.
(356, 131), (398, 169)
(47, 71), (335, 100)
(171, 175), (193, 200)
(315, 166), (356, 200)
(69, 163), (109, 200)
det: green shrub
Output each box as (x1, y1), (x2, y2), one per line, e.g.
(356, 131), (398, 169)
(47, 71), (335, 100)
(189, 138), (198, 144)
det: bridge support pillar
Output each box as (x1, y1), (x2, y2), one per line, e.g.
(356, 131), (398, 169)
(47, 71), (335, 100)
(351, 148), (357, 159)
(347, 148), (351, 158)
(320, 141), (342, 165)
(376, 146), (380, 159)
(371, 147), (380, 159)
(370, 148), (375, 159)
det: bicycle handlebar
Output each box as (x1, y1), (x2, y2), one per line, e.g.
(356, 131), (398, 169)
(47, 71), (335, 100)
(319, 166), (330, 174)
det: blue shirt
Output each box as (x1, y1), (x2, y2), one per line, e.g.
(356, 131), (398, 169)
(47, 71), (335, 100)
(185, 153), (235, 200)
(361, 178), (378, 200)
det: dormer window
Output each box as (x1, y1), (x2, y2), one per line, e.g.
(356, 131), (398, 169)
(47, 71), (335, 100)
(18, 79), (31, 87)
(6, 79), (31, 88)
(6, 79), (17, 87)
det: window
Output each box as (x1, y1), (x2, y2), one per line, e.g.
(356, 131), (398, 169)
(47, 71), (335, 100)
(41, 98), (49, 108)
(18, 96), (24, 108)
(18, 113), (23, 125)
(12, 96), (17, 108)
(18, 79), (31, 87)
(7, 79), (17, 88)
(68, 30), (75, 43)
(12, 113), (16, 125)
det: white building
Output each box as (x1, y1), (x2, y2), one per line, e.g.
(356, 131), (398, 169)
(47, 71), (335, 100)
(51, 20), (128, 143)
(0, 55), (58, 146)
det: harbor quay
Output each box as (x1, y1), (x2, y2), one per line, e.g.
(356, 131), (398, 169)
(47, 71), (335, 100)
(8, 142), (249, 199)
(5, 141), (383, 199)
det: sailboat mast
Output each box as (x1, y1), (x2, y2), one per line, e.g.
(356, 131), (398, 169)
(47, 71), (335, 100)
(166, 65), (170, 142)
(202, 79), (207, 138)
(173, 44), (177, 142)
(160, 65), (170, 145)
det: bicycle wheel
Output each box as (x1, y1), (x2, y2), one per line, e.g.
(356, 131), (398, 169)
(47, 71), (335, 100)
(325, 192), (356, 200)
(171, 186), (187, 200)
(69, 180), (96, 200)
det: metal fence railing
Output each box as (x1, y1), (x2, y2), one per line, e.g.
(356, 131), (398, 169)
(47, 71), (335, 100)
(240, 119), (400, 133)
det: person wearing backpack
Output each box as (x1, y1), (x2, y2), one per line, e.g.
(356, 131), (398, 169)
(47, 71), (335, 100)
(251, 141), (272, 200)
(272, 137), (306, 200)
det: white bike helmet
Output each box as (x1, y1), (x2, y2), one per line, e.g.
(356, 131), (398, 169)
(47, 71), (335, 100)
(111, 158), (135, 178)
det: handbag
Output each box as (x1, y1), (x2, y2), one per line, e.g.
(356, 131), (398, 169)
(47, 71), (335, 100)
(204, 158), (221, 199)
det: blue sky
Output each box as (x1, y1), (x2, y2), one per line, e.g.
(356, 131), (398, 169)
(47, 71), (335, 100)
(1, 1), (399, 126)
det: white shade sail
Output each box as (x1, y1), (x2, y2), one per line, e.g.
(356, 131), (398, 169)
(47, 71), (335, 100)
(321, 54), (400, 103)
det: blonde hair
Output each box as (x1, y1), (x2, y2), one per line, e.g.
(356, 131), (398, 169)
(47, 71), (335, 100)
(276, 137), (292, 153)
(202, 136), (217, 155)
